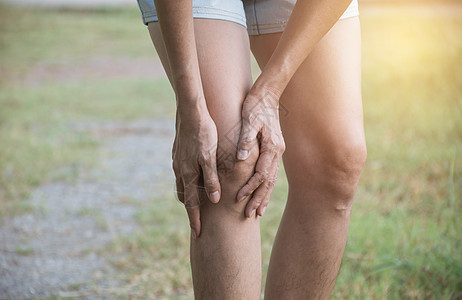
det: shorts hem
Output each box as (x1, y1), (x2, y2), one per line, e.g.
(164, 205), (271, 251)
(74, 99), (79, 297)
(247, 23), (287, 35)
(140, 6), (247, 28)
(247, 6), (359, 36)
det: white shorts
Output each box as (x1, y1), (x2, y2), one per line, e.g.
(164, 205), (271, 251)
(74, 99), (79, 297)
(136, 0), (359, 35)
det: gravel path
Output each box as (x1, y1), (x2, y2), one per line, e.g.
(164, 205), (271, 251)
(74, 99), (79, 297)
(0, 119), (175, 299)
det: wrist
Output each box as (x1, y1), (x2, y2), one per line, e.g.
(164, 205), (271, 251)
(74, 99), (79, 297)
(174, 73), (203, 100)
(176, 95), (210, 119)
(254, 50), (298, 98)
(174, 78), (208, 114)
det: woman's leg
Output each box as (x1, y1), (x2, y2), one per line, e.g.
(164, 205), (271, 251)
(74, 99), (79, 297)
(250, 17), (366, 299)
(149, 20), (262, 299)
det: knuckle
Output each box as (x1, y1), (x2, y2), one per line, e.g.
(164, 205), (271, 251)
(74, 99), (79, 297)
(197, 151), (209, 165)
(279, 140), (286, 153)
(268, 146), (278, 156)
(242, 136), (254, 146)
(270, 135), (279, 145)
(204, 178), (218, 189)
(256, 171), (268, 183)
(245, 111), (259, 124)
(253, 196), (263, 206)
(172, 160), (180, 174)
(200, 148), (214, 161)
(249, 112), (258, 123)
(263, 135), (277, 148)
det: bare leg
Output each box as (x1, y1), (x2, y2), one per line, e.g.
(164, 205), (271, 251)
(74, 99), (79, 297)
(149, 20), (261, 299)
(250, 17), (366, 299)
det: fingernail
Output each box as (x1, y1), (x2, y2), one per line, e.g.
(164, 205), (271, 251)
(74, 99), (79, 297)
(238, 195), (248, 202)
(192, 230), (197, 239)
(210, 191), (220, 203)
(261, 206), (267, 216)
(248, 209), (256, 218)
(237, 149), (249, 160)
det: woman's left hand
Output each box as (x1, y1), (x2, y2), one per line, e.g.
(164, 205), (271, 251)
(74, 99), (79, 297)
(236, 85), (286, 218)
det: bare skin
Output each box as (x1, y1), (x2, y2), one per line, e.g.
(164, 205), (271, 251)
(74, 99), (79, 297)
(151, 0), (221, 238)
(148, 0), (366, 299)
(149, 20), (262, 299)
(152, 0), (354, 236)
(250, 16), (366, 299)
(236, 0), (354, 217)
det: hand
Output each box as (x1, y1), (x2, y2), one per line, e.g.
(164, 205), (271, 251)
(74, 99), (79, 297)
(236, 87), (286, 218)
(172, 102), (221, 238)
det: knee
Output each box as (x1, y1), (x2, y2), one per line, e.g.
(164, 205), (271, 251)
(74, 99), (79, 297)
(211, 138), (259, 214)
(321, 140), (367, 207)
(288, 138), (366, 211)
(216, 139), (259, 188)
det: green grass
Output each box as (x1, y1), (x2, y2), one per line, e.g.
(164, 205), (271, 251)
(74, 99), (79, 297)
(0, 77), (174, 217)
(0, 5), (156, 72)
(0, 4), (174, 217)
(15, 246), (35, 256)
(337, 5), (462, 298)
(0, 2), (461, 299)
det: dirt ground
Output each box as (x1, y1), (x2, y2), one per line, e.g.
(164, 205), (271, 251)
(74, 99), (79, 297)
(1, 57), (166, 86)
(0, 118), (175, 298)
(0, 6), (172, 294)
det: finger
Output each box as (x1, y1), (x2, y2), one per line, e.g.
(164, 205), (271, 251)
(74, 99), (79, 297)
(200, 154), (221, 204)
(257, 191), (271, 217)
(257, 164), (279, 216)
(236, 150), (275, 202)
(175, 177), (185, 204)
(236, 119), (259, 161)
(245, 183), (268, 218)
(246, 157), (278, 217)
(172, 159), (185, 203)
(183, 173), (202, 239)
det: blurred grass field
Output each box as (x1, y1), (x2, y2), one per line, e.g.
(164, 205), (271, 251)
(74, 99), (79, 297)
(0, 2), (461, 299)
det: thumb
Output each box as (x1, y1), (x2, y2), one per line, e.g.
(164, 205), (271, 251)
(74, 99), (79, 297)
(237, 119), (259, 160)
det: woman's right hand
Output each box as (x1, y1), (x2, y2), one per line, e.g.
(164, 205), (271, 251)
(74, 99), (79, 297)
(172, 101), (221, 239)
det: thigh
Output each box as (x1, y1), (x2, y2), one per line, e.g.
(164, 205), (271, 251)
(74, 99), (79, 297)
(149, 19), (258, 207)
(250, 17), (365, 186)
(149, 19), (252, 128)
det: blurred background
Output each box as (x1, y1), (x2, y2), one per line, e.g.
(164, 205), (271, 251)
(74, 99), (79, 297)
(0, 0), (461, 298)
